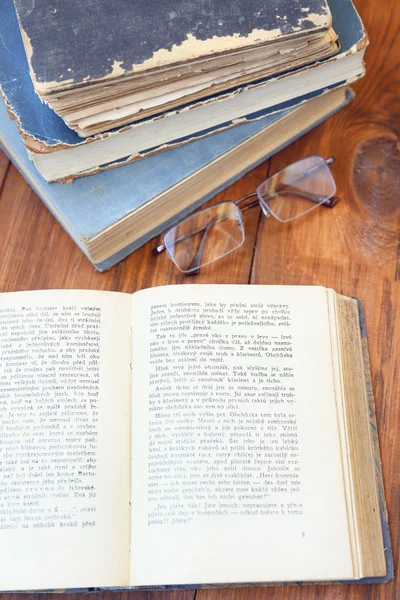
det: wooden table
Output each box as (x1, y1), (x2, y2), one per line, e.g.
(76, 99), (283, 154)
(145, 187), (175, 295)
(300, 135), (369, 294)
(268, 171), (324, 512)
(0, 0), (398, 597)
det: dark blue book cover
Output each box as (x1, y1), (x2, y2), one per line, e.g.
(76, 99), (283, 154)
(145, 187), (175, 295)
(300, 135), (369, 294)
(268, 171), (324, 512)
(13, 0), (333, 91)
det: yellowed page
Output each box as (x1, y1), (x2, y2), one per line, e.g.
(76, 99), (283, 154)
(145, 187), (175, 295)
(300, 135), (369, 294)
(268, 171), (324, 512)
(129, 284), (354, 586)
(0, 290), (131, 590)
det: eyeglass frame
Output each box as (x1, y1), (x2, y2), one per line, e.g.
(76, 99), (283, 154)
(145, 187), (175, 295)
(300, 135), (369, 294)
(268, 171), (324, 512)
(153, 155), (338, 275)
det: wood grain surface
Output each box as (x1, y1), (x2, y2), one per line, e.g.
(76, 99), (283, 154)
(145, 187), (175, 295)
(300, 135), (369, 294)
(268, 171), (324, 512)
(0, 0), (399, 597)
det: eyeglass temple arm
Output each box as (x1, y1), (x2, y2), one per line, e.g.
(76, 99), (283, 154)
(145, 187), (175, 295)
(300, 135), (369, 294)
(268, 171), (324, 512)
(263, 188), (339, 207)
(236, 190), (338, 211)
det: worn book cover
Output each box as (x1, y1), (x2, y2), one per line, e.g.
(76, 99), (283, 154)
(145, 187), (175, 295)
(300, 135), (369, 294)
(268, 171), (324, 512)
(13, 0), (334, 93)
(1, 0), (365, 181)
(12, 0), (342, 136)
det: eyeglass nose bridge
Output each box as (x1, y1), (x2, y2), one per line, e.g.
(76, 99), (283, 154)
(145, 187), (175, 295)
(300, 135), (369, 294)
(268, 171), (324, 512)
(235, 192), (273, 217)
(257, 193), (273, 218)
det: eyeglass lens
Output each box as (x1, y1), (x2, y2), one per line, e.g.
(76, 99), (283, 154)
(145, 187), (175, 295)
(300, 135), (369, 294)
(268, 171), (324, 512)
(257, 155), (336, 222)
(163, 202), (245, 273)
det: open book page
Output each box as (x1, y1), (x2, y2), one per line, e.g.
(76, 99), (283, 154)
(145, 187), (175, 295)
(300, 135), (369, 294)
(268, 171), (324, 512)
(129, 284), (354, 586)
(0, 290), (131, 590)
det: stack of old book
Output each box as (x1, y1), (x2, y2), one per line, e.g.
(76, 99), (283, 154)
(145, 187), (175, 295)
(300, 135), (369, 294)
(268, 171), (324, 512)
(0, 0), (367, 270)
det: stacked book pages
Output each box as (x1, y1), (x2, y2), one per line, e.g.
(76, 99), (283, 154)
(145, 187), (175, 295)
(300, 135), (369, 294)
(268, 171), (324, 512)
(0, 0), (368, 270)
(13, 0), (340, 136)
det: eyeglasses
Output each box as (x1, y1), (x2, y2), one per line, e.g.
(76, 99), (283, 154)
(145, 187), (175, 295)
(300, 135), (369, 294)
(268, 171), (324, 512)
(153, 155), (338, 275)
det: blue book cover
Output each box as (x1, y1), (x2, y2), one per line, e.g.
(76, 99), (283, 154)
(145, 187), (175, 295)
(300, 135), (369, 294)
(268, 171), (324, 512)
(0, 0), (366, 183)
(0, 88), (353, 271)
(0, 86), (353, 271)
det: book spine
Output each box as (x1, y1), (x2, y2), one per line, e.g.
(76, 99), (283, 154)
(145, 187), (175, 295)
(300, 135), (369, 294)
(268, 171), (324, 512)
(344, 300), (394, 584)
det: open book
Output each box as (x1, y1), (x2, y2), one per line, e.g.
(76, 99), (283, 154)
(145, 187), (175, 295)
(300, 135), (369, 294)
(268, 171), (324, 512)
(0, 285), (392, 591)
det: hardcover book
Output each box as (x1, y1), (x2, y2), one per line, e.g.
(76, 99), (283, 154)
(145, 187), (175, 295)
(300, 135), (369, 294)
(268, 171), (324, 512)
(0, 87), (354, 271)
(1, 0), (366, 181)
(0, 284), (393, 590)
(12, 0), (339, 135)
